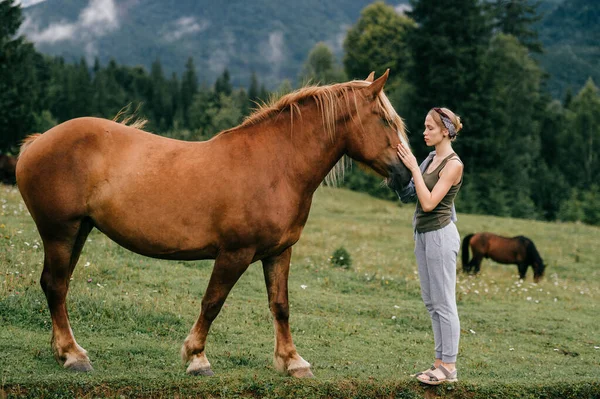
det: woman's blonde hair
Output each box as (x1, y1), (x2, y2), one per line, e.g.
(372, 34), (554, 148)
(428, 107), (463, 141)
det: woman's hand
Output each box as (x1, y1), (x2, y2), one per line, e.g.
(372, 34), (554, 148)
(396, 143), (419, 173)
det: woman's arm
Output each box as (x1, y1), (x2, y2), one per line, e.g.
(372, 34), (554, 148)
(396, 144), (463, 212)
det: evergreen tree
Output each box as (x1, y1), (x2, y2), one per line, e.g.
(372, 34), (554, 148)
(93, 57), (101, 74)
(0, 0), (38, 151)
(236, 88), (250, 117)
(165, 72), (180, 129)
(127, 65), (152, 105)
(406, 0), (491, 162)
(181, 57), (198, 129)
(248, 72), (260, 106)
(538, 99), (566, 170)
(563, 87), (573, 108)
(149, 58), (168, 129)
(215, 69), (232, 97)
(489, 0), (543, 53)
(91, 59), (127, 120)
(482, 34), (543, 217)
(563, 79), (600, 189)
(188, 85), (214, 136)
(258, 84), (270, 105)
(70, 58), (93, 118)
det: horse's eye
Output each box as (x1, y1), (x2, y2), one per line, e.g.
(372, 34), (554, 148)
(380, 118), (391, 127)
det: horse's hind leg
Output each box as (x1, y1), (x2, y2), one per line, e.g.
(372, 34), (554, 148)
(181, 248), (254, 376)
(40, 219), (94, 371)
(262, 248), (312, 378)
(471, 255), (483, 274)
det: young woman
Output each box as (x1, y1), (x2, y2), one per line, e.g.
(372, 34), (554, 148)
(394, 107), (464, 385)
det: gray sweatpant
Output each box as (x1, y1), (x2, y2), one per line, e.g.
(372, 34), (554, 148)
(414, 222), (461, 363)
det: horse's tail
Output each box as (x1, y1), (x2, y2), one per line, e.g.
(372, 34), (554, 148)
(18, 133), (42, 159)
(526, 238), (545, 281)
(461, 234), (474, 272)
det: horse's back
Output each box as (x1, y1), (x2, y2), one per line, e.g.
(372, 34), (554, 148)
(481, 233), (527, 264)
(17, 118), (177, 226)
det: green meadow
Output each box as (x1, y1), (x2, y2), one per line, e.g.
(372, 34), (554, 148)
(1, 184), (598, 398)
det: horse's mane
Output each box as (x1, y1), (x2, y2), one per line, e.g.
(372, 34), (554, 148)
(239, 80), (407, 186)
(113, 104), (148, 130)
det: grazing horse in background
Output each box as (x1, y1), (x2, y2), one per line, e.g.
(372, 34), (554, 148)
(0, 153), (17, 184)
(462, 232), (545, 282)
(16, 70), (412, 377)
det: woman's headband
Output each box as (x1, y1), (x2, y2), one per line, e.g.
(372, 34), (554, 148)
(433, 107), (457, 138)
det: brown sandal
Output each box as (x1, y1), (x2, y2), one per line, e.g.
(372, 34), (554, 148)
(417, 364), (458, 385)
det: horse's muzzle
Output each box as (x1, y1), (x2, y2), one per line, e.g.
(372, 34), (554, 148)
(387, 162), (412, 192)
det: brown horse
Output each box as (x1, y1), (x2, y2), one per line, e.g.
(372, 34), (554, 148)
(16, 71), (411, 376)
(462, 232), (545, 282)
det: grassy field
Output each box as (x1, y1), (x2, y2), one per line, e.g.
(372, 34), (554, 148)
(1, 184), (599, 398)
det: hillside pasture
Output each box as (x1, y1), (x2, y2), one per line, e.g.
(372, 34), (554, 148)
(1, 185), (598, 398)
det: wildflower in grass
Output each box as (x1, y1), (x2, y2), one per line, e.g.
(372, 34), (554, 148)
(300, 285), (307, 290)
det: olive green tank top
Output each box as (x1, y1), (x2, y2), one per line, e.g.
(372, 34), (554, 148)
(415, 153), (463, 233)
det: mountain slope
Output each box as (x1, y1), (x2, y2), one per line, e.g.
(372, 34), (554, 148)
(22, 0), (376, 87)
(20, 0), (599, 96)
(537, 0), (600, 97)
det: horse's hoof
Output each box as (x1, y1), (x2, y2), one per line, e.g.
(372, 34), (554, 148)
(65, 360), (93, 372)
(187, 367), (214, 376)
(288, 367), (314, 378)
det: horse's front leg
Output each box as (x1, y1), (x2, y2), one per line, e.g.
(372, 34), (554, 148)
(262, 247), (313, 378)
(517, 263), (528, 280)
(181, 248), (254, 375)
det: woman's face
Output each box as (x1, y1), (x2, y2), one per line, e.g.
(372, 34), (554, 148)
(423, 113), (447, 147)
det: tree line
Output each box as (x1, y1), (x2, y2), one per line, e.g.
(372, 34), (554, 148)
(1, 0), (599, 225)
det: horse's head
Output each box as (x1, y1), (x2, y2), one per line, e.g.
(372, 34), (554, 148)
(526, 239), (545, 283)
(533, 257), (545, 283)
(341, 70), (412, 188)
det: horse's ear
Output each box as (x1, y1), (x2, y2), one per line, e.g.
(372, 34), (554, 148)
(365, 71), (375, 82)
(366, 69), (389, 99)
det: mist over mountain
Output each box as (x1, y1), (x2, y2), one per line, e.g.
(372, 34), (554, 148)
(19, 0), (598, 96)
(20, 0), (377, 87)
